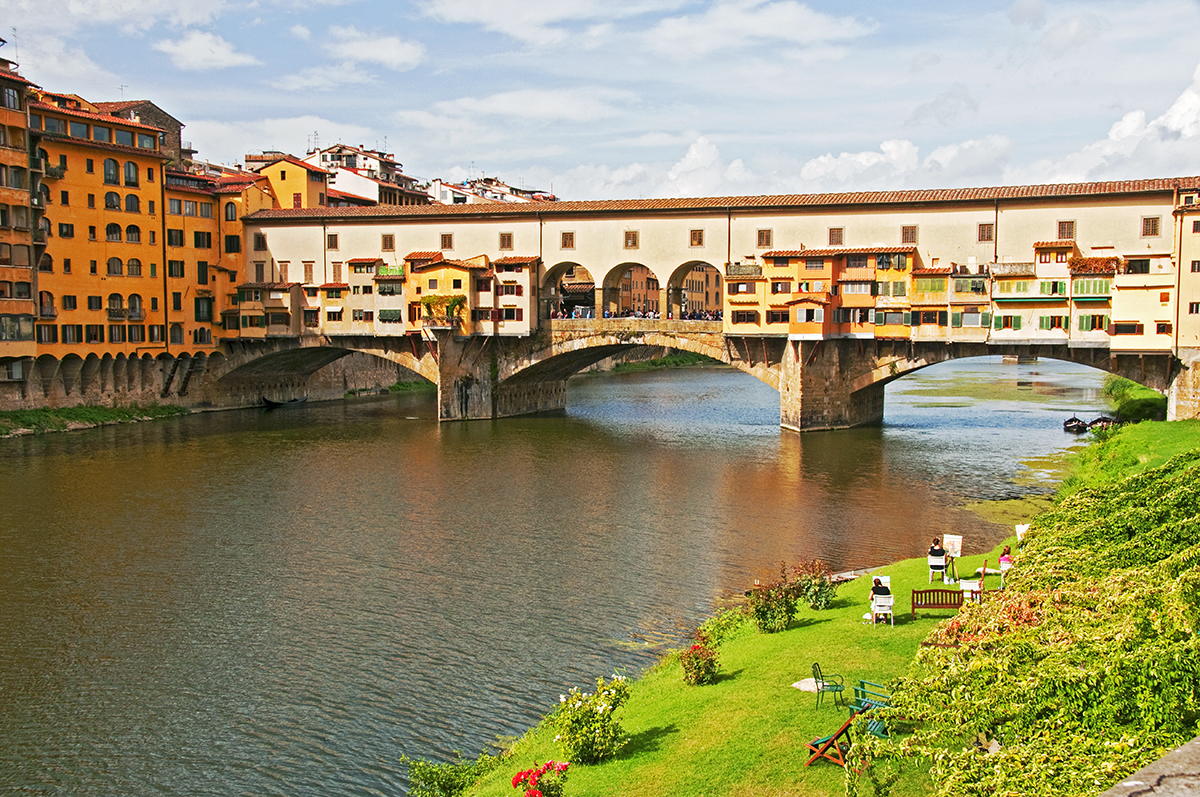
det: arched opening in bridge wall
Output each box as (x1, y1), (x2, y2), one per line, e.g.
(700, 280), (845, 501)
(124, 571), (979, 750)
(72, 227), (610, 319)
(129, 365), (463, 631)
(541, 261), (595, 319)
(595, 261), (667, 318)
(664, 260), (722, 320)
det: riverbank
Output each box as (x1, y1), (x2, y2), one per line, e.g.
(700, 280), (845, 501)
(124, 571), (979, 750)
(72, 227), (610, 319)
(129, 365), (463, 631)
(439, 419), (1200, 797)
(0, 404), (190, 436)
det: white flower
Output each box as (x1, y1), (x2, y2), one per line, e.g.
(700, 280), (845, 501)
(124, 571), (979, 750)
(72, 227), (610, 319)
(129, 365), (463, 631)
(560, 695), (566, 702)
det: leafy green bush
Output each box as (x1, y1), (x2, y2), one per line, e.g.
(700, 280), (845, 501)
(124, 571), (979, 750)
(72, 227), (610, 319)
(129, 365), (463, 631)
(401, 750), (502, 797)
(746, 560), (840, 633)
(551, 675), (632, 764)
(697, 605), (750, 646)
(680, 631), (719, 686)
(848, 451), (1200, 797)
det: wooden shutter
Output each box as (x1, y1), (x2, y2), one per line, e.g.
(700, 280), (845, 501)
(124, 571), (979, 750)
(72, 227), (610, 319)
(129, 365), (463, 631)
(938, 311), (948, 326)
(516, 284), (523, 296)
(981, 312), (991, 328)
(994, 315), (1003, 330)
(951, 312), (962, 328)
(903, 311), (912, 326)
(1013, 316), (1022, 330)
(490, 309), (500, 322)
(516, 308), (523, 321)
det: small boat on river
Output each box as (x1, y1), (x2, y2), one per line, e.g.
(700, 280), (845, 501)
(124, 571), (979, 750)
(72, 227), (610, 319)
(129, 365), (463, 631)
(262, 397), (308, 409)
(1063, 416), (1089, 434)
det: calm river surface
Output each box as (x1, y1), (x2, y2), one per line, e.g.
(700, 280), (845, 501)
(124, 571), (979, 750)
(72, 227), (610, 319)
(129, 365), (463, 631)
(0, 357), (1108, 795)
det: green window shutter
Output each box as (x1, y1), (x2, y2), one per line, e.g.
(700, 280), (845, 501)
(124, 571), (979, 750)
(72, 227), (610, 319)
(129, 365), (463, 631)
(903, 311), (912, 326)
(951, 312), (962, 328)
(938, 310), (948, 326)
(1040, 281), (1050, 295)
(1013, 315), (1022, 330)
(1103, 315), (1110, 329)
(1038, 315), (1048, 330)
(1079, 315), (1089, 331)
(981, 312), (991, 327)
(1058, 281), (1067, 295)
(994, 315), (1002, 330)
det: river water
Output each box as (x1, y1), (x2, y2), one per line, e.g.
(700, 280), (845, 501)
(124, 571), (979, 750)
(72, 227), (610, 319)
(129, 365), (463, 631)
(0, 357), (1108, 795)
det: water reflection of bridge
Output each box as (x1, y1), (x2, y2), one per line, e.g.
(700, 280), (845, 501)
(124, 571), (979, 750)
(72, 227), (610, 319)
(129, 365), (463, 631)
(192, 318), (1173, 431)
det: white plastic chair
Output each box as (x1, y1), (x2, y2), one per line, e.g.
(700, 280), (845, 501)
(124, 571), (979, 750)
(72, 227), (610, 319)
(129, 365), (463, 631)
(1000, 560), (1012, 588)
(928, 555), (946, 582)
(870, 594), (894, 627)
(959, 579), (981, 603)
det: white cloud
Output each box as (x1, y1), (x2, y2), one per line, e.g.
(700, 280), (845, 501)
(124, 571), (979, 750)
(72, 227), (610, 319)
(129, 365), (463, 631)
(15, 36), (121, 95)
(1007, 0), (1046, 29)
(907, 84), (980, 127)
(324, 25), (424, 71)
(277, 62), (376, 92)
(154, 30), (261, 71)
(433, 88), (628, 122)
(800, 140), (920, 188)
(1037, 13), (1105, 52)
(185, 115), (377, 166)
(290, 25), (312, 41)
(419, 0), (686, 46)
(1009, 62), (1200, 183)
(923, 136), (1013, 181)
(644, 0), (874, 59)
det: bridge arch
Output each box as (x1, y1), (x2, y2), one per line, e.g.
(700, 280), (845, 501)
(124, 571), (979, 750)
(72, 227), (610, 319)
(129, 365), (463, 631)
(664, 259), (721, 319)
(541, 261), (595, 319)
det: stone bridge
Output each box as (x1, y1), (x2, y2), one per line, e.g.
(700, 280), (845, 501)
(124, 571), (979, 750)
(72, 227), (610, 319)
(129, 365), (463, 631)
(12, 319), (1180, 429)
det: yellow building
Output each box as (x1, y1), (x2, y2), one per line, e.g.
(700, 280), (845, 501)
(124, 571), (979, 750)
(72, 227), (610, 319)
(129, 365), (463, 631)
(0, 49), (38, 367)
(253, 156), (329, 210)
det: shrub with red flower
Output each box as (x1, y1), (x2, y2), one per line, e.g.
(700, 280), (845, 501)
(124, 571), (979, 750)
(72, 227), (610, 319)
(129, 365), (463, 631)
(680, 630), (719, 685)
(511, 760), (569, 797)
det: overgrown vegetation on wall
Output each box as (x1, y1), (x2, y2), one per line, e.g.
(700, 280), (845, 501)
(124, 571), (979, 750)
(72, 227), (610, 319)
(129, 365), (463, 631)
(0, 404), (189, 434)
(1102, 374), (1167, 421)
(850, 446), (1200, 797)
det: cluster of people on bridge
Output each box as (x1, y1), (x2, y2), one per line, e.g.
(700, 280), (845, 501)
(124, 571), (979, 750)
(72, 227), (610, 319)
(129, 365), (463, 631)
(549, 307), (724, 321)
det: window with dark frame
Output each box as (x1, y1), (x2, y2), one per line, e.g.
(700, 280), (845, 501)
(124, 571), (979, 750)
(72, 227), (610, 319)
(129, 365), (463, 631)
(828, 228), (844, 246)
(978, 223), (994, 242)
(1058, 220), (1076, 240)
(1143, 216), (1161, 237)
(901, 225), (918, 245)
(441, 233), (453, 250)
(561, 231), (575, 249)
(624, 230), (639, 249)
(756, 229), (772, 248)
(499, 232), (513, 250)
(690, 229), (704, 247)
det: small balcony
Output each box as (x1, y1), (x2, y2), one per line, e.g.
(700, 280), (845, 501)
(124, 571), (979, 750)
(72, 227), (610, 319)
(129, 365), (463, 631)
(39, 305), (57, 319)
(107, 307), (128, 320)
(128, 308), (146, 321)
(43, 164), (66, 180)
(28, 156), (43, 172)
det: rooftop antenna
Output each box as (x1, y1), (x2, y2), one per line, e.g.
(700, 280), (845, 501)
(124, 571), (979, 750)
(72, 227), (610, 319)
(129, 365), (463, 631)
(8, 28), (17, 63)
(118, 84), (128, 100)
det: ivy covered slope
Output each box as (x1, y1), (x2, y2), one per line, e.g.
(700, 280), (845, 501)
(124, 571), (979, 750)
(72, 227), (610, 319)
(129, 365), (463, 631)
(853, 445), (1200, 797)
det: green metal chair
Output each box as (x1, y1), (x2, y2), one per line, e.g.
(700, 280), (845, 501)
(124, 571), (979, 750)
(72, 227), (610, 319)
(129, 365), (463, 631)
(812, 662), (845, 709)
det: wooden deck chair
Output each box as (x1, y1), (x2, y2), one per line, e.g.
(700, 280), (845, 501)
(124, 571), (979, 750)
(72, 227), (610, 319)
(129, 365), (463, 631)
(805, 711), (857, 767)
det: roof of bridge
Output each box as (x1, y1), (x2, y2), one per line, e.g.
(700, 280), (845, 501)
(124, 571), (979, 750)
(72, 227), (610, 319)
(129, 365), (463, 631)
(244, 177), (1200, 222)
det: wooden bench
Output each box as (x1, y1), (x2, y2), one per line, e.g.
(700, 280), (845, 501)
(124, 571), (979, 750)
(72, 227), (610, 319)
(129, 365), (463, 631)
(911, 588), (970, 620)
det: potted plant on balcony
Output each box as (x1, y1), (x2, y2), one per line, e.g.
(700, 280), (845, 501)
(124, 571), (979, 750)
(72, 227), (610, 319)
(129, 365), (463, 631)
(421, 294), (467, 329)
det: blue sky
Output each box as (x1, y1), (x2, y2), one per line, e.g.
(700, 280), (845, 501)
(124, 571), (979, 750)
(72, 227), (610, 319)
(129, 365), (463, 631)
(7, 0), (1200, 199)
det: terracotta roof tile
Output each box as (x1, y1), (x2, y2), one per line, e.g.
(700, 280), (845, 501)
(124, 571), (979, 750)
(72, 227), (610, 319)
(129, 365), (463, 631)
(346, 257), (382, 264)
(911, 267), (954, 275)
(0, 71), (38, 87)
(404, 251), (444, 262)
(781, 246), (917, 258)
(320, 283), (349, 289)
(245, 177), (1200, 223)
(493, 255), (540, 265)
(238, 282), (296, 290)
(1033, 240), (1076, 249)
(30, 101), (164, 133)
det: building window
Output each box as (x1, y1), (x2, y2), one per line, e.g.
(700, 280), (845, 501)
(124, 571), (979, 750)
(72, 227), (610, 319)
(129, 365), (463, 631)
(1055, 252), (1067, 263)
(105, 192), (121, 210)
(193, 231), (211, 249)
(106, 223), (122, 243)
(58, 223), (74, 238)
(197, 262), (208, 285)
(499, 232), (513, 250)
(103, 158), (119, 185)
(978, 223), (994, 242)
(253, 233), (267, 251)
(756, 229), (772, 248)
(828, 228), (844, 246)
(60, 190), (69, 206)
(225, 202), (237, 221)
(624, 230), (639, 249)
(1190, 302), (1200, 315)
(183, 201), (197, 217)
(123, 161), (139, 187)
(125, 195), (139, 213)
(1058, 220), (1076, 240)
(382, 234), (395, 251)
(441, 233), (453, 250)
(225, 235), (241, 253)
(107, 257), (123, 276)
(901, 225), (918, 245)
(1126, 259), (1150, 275)
(167, 229), (183, 247)
(690, 229), (704, 247)
(1038, 252), (1051, 263)
(168, 260), (185, 278)
(1142, 216), (1161, 237)
(126, 258), (142, 277)
(125, 225), (140, 243)
(561, 231), (575, 249)
(766, 310), (788, 324)
(770, 281), (791, 294)
(326, 310), (343, 322)
(303, 262), (314, 283)
(1157, 322), (1173, 334)
(327, 233), (339, 250)
(428, 279), (438, 290)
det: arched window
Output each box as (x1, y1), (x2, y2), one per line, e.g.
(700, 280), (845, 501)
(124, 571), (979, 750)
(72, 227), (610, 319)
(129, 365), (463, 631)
(128, 293), (143, 318)
(108, 293), (124, 311)
(123, 161), (139, 187)
(169, 323), (184, 344)
(105, 191), (121, 210)
(224, 201), (237, 221)
(107, 257), (123, 276)
(103, 158), (120, 185)
(39, 291), (54, 313)
(37, 147), (49, 162)
(38, 183), (50, 202)
(126, 258), (142, 277)
(38, 253), (52, 272)
(125, 194), (140, 213)
(125, 225), (140, 243)
(105, 223), (122, 242)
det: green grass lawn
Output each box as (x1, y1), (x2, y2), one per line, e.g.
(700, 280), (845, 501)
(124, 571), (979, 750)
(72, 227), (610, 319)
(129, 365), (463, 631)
(0, 404), (189, 434)
(465, 545), (1015, 797)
